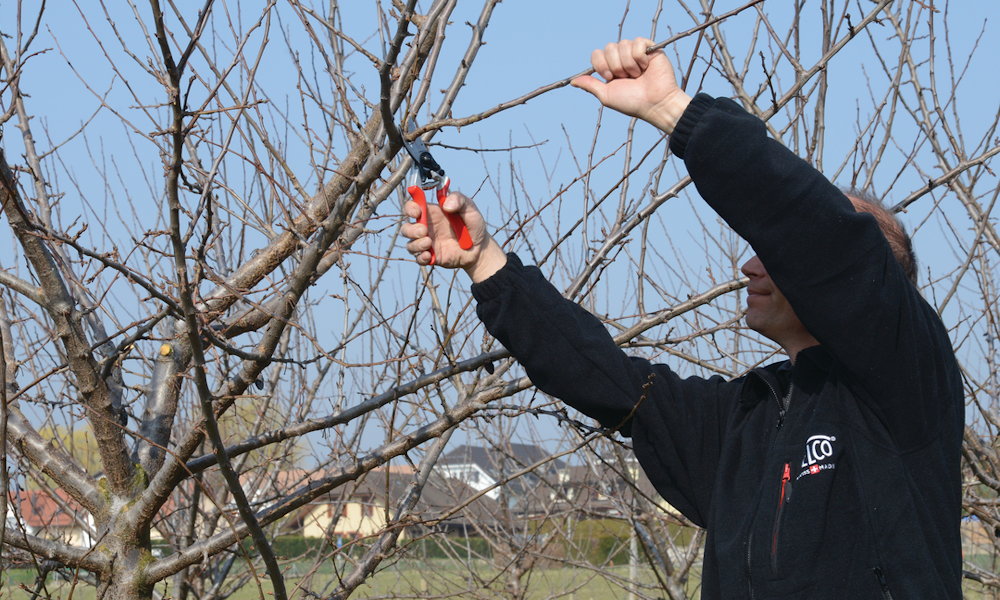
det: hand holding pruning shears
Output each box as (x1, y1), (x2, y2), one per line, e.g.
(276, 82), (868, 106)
(398, 135), (507, 281)
(400, 177), (493, 272)
(401, 135), (473, 265)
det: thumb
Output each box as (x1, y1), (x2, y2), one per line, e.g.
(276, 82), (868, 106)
(444, 192), (485, 231)
(442, 191), (467, 214)
(570, 74), (607, 102)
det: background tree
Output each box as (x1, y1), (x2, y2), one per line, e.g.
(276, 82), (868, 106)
(1, 1), (997, 599)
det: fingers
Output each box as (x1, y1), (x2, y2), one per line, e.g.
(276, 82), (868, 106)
(403, 199), (423, 220)
(402, 218), (433, 265)
(591, 47), (613, 81)
(400, 220), (427, 242)
(441, 191), (485, 232)
(401, 192), (479, 266)
(404, 233), (428, 252)
(400, 201), (429, 262)
(601, 41), (639, 79)
(628, 37), (655, 73)
(401, 201), (427, 241)
(589, 38), (655, 81)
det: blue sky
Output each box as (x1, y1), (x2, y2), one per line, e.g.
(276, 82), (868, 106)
(3, 1), (998, 455)
(8, 2), (996, 245)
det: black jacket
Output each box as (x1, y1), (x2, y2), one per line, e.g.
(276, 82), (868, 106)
(471, 95), (963, 598)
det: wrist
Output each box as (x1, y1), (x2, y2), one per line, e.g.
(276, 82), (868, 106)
(464, 238), (507, 283)
(645, 91), (692, 135)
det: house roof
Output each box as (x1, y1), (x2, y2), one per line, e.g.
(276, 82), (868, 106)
(242, 465), (416, 493)
(323, 471), (501, 526)
(551, 460), (667, 517)
(239, 467), (330, 495)
(8, 489), (86, 529)
(438, 443), (563, 476)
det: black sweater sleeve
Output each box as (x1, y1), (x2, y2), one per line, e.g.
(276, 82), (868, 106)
(472, 254), (743, 525)
(671, 94), (961, 450)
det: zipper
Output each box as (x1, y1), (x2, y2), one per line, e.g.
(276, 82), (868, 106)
(770, 462), (792, 573)
(745, 370), (787, 599)
(759, 375), (786, 431)
(873, 567), (894, 600)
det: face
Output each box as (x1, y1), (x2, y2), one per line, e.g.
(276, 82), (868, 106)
(741, 255), (816, 349)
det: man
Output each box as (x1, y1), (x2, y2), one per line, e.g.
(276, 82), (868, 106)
(401, 38), (962, 598)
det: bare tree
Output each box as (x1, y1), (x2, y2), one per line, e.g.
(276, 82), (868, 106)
(1, 1), (997, 599)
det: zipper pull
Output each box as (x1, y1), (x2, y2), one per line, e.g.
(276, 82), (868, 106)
(771, 463), (793, 574)
(782, 463), (792, 502)
(780, 463), (791, 497)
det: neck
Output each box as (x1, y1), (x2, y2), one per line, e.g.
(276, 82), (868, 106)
(784, 337), (820, 364)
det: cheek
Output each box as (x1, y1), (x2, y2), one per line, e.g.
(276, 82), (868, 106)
(746, 294), (774, 314)
(771, 294), (803, 325)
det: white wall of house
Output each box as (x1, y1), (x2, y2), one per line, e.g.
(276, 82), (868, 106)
(436, 463), (498, 499)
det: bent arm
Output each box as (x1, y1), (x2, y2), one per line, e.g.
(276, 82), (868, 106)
(472, 253), (742, 525)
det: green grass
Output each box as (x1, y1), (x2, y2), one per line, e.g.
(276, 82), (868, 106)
(5, 560), (999, 600)
(3, 568), (97, 600)
(2, 561), (667, 600)
(324, 561), (666, 600)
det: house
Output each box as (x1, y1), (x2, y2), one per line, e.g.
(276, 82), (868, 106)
(435, 443), (563, 501)
(240, 467), (330, 506)
(297, 468), (499, 541)
(6, 489), (95, 547)
(552, 458), (681, 519)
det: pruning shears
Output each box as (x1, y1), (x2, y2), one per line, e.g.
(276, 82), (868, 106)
(402, 133), (473, 265)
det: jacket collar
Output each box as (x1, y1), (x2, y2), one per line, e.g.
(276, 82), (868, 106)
(741, 361), (789, 407)
(740, 346), (834, 406)
(791, 345), (834, 394)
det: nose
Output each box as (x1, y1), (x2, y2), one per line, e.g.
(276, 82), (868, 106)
(741, 255), (766, 278)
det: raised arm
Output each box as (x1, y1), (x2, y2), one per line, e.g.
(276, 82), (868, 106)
(576, 39), (960, 448)
(672, 96), (960, 445)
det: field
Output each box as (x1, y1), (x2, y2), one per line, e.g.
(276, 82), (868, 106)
(5, 555), (1000, 599)
(1, 560), (671, 600)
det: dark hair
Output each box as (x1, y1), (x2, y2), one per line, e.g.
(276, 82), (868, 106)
(842, 189), (918, 285)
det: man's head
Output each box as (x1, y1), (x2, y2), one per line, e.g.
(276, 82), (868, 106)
(740, 190), (918, 359)
(741, 255), (818, 359)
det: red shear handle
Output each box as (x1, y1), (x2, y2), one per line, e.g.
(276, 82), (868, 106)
(437, 178), (473, 251)
(407, 178), (473, 266)
(407, 184), (436, 265)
